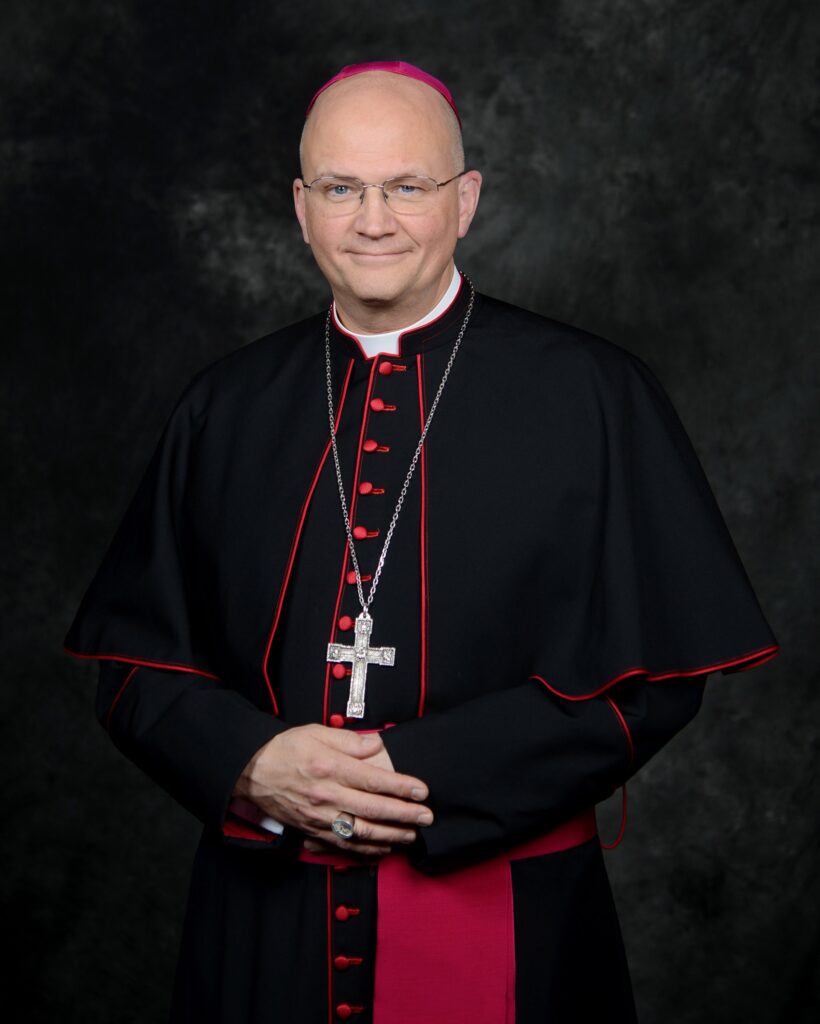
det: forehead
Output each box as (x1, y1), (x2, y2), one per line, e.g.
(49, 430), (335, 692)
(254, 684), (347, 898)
(301, 72), (456, 176)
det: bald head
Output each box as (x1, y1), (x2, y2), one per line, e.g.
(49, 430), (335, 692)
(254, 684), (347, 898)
(292, 67), (481, 334)
(299, 71), (464, 180)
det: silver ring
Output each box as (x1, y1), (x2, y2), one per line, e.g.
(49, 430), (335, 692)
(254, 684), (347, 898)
(331, 812), (356, 839)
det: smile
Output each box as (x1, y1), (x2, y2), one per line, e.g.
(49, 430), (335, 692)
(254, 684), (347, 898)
(346, 251), (409, 261)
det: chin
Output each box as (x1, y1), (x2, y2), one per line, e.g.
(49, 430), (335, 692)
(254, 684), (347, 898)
(344, 268), (413, 306)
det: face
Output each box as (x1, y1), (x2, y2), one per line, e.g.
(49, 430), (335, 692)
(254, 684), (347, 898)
(293, 72), (481, 329)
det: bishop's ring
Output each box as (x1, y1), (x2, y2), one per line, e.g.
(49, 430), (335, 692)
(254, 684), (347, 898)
(331, 811), (356, 839)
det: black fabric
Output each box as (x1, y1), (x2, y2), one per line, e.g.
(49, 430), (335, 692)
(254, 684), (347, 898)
(65, 283), (778, 701)
(511, 838), (638, 1023)
(382, 673), (707, 871)
(69, 282), (778, 1021)
(97, 661), (289, 831)
(96, 660), (700, 1022)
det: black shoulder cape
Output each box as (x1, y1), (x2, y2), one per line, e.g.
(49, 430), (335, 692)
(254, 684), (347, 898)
(65, 289), (778, 705)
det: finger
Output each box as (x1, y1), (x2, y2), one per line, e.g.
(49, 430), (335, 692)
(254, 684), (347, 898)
(336, 758), (430, 803)
(311, 729), (429, 799)
(347, 818), (419, 846)
(313, 727), (385, 757)
(324, 783), (434, 828)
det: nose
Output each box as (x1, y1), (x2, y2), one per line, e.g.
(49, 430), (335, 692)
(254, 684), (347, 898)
(352, 185), (398, 237)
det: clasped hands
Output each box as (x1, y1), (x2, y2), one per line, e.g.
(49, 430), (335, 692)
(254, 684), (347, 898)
(233, 723), (433, 857)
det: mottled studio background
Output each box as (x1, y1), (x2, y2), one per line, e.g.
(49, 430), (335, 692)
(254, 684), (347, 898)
(2, 0), (818, 1021)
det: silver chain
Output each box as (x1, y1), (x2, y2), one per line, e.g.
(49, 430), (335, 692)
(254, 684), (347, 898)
(324, 281), (475, 614)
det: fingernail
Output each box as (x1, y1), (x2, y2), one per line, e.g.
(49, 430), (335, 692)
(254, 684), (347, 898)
(417, 811), (433, 825)
(403, 832), (416, 843)
(411, 787), (426, 800)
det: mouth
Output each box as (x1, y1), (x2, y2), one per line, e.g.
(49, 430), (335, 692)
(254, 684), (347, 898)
(346, 251), (409, 261)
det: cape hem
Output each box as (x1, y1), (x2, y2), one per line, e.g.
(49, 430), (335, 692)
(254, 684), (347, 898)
(529, 642), (779, 702)
(62, 645), (222, 681)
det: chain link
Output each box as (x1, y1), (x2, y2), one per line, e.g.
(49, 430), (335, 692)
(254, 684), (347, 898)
(324, 281), (476, 614)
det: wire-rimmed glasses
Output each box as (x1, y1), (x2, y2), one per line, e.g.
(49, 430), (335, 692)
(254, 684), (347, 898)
(301, 171), (466, 215)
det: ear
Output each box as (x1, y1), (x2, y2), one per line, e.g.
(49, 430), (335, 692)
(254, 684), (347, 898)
(293, 178), (311, 245)
(456, 170), (482, 239)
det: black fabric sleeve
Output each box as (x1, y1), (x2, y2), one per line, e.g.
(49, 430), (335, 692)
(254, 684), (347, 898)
(96, 660), (289, 836)
(381, 674), (707, 873)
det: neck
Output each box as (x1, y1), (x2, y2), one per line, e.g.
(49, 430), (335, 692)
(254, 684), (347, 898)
(334, 264), (456, 335)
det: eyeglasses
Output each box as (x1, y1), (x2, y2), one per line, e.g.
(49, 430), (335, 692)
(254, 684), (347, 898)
(301, 171), (466, 215)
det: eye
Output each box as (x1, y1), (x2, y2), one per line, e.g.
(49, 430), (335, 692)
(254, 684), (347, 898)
(316, 178), (361, 201)
(385, 177), (435, 201)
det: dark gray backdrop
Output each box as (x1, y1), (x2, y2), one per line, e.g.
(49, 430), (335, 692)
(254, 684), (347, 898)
(2, 1), (817, 1021)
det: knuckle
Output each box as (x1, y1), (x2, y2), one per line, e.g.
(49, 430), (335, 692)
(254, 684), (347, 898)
(355, 821), (374, 840)
(364, 773), (385, 794)
(304, 785), (324, 806)
(308, 756), (334, 779)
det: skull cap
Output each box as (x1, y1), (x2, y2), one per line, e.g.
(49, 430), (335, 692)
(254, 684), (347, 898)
(305, 61), (462, 128)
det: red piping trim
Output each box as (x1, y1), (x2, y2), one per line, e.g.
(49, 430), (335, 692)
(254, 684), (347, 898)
(600, 784), (628, 850)
(603, 694), (634, 766)
(323, 358), (380, 724)
(331, 306), (387, 360)
(263, 358), (356, 715)
(104, 664), (139, 731)
(417, 353), (429, 718)
(63, 647), (221, 681)
(397, 272), (465, 356)
(529, 643), (779, 701)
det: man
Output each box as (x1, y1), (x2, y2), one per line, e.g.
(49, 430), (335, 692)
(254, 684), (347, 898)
(65, 62), (778, 1023)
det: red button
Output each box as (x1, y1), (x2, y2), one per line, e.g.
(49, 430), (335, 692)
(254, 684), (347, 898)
(329, 713), (345, 728)
(370, 397), (385, 411)
(358, 481), (374, 495)
(334, 905), (359, 921)
(363, 439), (379, 452)
(332, 663), (348, 679)
(334, 955), (363, 970)
(335, 1006), (364, 1020)
(346, 570), (358, 583)
(338, 615), (354, 630)
(378, 361), (393, 376)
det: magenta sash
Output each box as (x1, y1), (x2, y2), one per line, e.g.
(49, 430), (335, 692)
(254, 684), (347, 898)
(299, 806), (598, 1023)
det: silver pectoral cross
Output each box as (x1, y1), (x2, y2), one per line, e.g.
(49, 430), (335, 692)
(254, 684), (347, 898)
(326, 611), (396, 719)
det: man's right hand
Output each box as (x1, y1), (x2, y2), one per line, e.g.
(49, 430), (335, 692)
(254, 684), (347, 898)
(232, 723), (433, 857)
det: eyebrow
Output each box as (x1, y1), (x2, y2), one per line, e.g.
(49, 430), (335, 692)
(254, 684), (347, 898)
(309, 169), (433, 180)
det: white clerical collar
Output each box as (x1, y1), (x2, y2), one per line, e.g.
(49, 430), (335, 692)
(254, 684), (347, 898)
(333, 264), (461, 358)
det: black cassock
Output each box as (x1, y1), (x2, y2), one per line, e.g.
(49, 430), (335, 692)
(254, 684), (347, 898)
(66, 276), (778, 1023)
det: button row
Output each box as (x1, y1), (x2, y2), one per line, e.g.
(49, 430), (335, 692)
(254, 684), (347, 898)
(327, 360), (408, 732)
